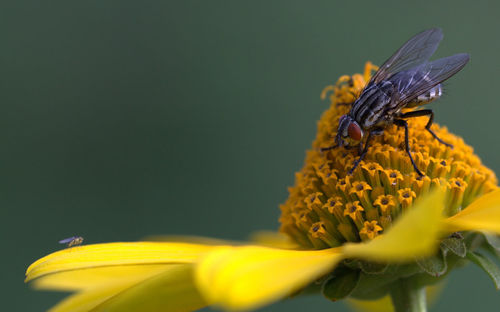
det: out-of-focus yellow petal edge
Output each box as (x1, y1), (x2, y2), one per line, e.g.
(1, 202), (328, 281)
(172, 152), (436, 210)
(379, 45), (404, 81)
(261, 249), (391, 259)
(249, 230), (300, 249)
(142, 235), (241, 246)
(144, 232), (299, 249)
(48, 264), (207, 312)
(32, 264), (172, 291)
(443, 188), (500, 233)
(90, 265), (205, 312)
(48, 280), (135, 312)
(25, 242), (214, 283)
(195, 245), (342, 311)
(347, 294), (394, 312)
(342, 190), (445, 262)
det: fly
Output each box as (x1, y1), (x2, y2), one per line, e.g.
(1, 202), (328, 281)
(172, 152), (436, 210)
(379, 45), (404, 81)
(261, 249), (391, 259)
(322, 28), (469, 176)
(58, 236), (84, 247)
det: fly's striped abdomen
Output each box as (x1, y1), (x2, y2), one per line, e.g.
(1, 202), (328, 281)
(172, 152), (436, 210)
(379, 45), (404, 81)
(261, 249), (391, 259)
(406, 84), (442, 108)
(350, 81), (394, 129)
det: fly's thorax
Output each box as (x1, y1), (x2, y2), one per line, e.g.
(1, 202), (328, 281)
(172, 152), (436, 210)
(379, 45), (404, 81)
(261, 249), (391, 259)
(350, 81), (395, 129)
(406, 84), (442, 108)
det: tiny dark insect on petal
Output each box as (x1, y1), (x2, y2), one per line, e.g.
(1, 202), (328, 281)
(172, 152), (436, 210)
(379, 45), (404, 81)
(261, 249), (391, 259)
(59, 236), (84, 247)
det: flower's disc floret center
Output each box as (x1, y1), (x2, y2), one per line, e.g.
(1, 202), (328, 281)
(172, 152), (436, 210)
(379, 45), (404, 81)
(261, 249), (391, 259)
(279, 62), (498, 249)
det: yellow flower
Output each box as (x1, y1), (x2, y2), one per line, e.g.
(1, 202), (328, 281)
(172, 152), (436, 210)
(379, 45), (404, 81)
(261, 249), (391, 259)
(26, 64), (500, 312)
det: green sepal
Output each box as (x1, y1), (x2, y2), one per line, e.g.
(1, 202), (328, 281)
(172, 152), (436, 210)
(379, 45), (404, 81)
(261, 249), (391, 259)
(466, 251), (500, 290)
(322, 269), (361, 301)
(350, 263), (423, 300)
(343, 259), (360, 270)
(464, 231), (485, 250)
(359, 260), (389, 274)
(413, 253), (461, 288)
(290, 281), (322, 298)
(482, 233), (500, 259)
(441, 237), (466, 258)
(415, 248), (447, 277)
(342, 259), (388, 274)
(483, 233), (500, 251)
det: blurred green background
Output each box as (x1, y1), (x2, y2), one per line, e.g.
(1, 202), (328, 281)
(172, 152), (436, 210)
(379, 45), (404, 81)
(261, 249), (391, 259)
(2, 1), (499, 311)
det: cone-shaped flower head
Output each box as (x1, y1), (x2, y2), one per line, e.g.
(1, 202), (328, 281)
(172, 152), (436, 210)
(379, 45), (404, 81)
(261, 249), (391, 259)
(279, 62), (497, 250)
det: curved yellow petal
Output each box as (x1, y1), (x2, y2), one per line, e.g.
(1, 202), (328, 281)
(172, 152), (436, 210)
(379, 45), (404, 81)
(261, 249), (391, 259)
(49, 282), (134, 312)
(91, 265), (205, 312)
(32, 264), (172, 291)
(443, 189), (500, 233)
(144, 232), (298, 249)
(49, 264), (205, 312)
(249, 230), (299, 249)
(26, 242), (213, 283)
(195, 245), (342, 311)
(343, 191), (445, 262)
(143, 235), (240, 245)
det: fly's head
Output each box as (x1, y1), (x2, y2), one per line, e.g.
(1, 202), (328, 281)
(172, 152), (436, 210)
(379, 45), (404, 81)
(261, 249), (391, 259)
(336, 115), (364, 147)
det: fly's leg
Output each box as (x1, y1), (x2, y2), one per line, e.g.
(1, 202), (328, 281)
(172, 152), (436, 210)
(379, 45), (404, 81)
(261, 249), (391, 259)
(398, 109), (453, 148)
(394, 119), (424, 177)
(324, 128), (381, 171)
(337, 98), (355, 106)
(321, 142), (360, 152)
(320, 143), (339, 152)
(371, 128), (384, 136)
(347, 131), (373, 175)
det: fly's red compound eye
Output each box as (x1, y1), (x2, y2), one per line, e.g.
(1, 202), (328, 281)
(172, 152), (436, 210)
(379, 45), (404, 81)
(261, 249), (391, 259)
(348, 122), (362, 141)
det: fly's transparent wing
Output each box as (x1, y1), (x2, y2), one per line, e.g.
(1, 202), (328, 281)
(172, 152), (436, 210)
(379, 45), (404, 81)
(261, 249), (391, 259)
(59, 236), (78, 244)
(370, 28), (443, 84)
(395, 53), (470, 104)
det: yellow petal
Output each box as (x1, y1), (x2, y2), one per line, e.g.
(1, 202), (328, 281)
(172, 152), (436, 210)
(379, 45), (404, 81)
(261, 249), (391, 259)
(144, 232), (298, 249)
(343, 190), (445, 262)
(347, 295), (394, 312)
(92, 264), (205, 312)
(249, 230), (299, 249)
(49, 282), (134, 312)
(26, 242), (213, 283)
(49, 264), (205, 312)
(195, 245), (342, 311)
(49, 283), (132, 312)
(143, 235), (239, 245)
(33, 264), (172, 291)
(443, 189), (500, 233)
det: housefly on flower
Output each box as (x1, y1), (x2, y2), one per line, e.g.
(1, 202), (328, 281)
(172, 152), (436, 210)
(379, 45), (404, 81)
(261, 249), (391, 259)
(322, 28), (469, 176)
(58, 236), (84, 247)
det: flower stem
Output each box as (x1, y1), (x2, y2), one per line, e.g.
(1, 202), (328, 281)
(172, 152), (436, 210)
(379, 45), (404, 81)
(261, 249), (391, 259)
(389, 278), (427, 312)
